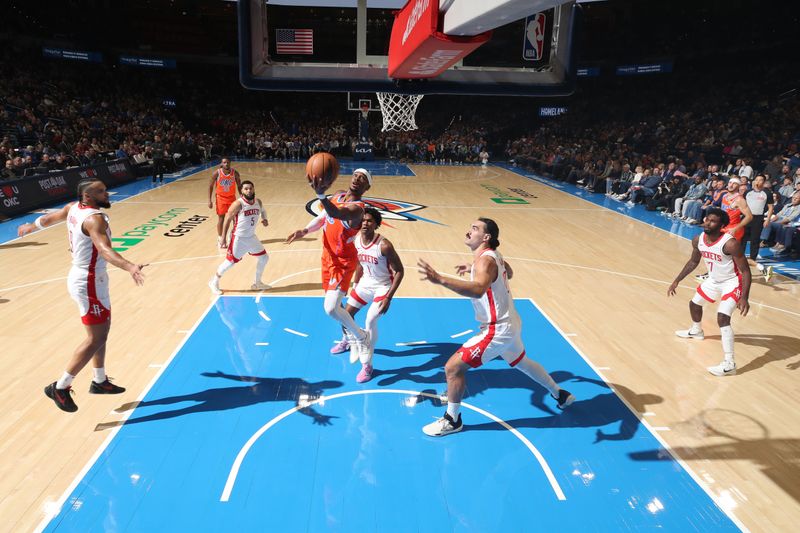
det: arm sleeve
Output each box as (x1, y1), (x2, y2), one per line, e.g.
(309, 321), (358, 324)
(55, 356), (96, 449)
(304, 212), (326, 233)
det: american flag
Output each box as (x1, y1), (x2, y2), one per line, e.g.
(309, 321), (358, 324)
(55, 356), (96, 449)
(276, 29), (313, 54)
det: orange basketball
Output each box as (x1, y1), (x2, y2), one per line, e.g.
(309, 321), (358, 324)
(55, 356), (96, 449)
(306, 152), (339, 191)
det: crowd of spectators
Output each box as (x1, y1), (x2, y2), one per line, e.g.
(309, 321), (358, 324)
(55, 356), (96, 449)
(3, 42), (799, 261)
(506, 66), (800, 259)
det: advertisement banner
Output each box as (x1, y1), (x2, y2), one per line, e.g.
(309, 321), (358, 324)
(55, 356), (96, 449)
(0, 159), (136, 218)
(539, 106), (568, 117)
(616, 62), (673, 76)
(353, 143), (374, 161)
(42, 47), (102, 63)
(388, 0), (491, 79)
(119, 55), (177, 69)
(576, 67), (601, 77)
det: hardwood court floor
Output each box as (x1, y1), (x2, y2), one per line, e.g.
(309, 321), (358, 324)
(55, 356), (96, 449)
(1, 161), (798, 532)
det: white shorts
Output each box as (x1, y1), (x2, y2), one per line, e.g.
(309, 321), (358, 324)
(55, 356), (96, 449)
(693, 276), (742, 316)
(226, 234), (266, 263)
(347, 280), (391, 309)
(67, 266), (111, 325)
(457, 320), (526, 368)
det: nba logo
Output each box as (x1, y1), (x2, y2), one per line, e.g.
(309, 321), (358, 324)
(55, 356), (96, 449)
(522, 13), (546, 61)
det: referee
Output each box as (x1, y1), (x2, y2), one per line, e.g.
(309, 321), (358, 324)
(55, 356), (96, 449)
(744, 174), (774, 280)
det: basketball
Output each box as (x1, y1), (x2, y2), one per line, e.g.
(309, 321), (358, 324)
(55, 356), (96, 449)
(306, 152), (339, 191)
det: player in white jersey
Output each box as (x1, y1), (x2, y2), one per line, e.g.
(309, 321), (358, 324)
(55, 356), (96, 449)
(329, 207), (404, 382)
(209, 180), (270, 294)
(17, 178), (146, 412)
(417, 218), (574, 436)
(668, 207), (752, 376)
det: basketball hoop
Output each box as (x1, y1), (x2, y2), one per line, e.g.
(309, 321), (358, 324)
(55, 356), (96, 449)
(376, 92), (424, 132)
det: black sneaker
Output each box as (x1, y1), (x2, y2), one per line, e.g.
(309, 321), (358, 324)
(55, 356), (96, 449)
(44, 382), (78, 412)
(89, 378), (126, 394)
(552, 389), (575, 410)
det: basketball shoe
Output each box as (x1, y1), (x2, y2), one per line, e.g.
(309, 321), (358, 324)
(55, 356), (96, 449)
(44, 382), (78, 412)
(552, 388), (575, 410)
(764, 266), (774, 283)
(330, 337), (350, 354)
(251, 282), (271, 291)
(708, 360), (736, 376)
(675, 328), (705, 340)
(422, 412), (463, 437)
(89, 378), (126, 394)
(208, 277), (222, 295)
(356, 364), (373, 383)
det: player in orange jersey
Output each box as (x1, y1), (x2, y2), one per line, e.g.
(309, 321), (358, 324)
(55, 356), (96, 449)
(286, 168), (374, 359)
(208, 158), (242, 248)
(720, 176), (753, 242)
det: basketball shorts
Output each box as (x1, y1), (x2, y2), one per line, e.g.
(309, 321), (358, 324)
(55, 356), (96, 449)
(723, 224), (744, 242)
(227, 234), (266, 263)
(693, 276), (742, 316)
(347, 280), (391, 309)
(216, 197), (234, 216)
(67, 266), (111, 325)
(457, 319), (526, 369)
(321, 256), (357, 294)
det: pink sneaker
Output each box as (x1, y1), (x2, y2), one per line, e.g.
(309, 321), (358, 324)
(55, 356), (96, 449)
(356, 364), (373, 383)
(330, 339), (350, 354)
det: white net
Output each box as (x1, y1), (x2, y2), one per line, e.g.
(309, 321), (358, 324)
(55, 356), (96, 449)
(376, 92), (424, 132)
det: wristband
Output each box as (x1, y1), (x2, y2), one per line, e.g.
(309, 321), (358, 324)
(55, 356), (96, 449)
(302, 228), (308, 235)
(316, 193), (326, 200)
(34, 216), (45, 230)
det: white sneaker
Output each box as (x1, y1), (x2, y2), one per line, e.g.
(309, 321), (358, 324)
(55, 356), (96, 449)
(675, 329), (705, 340)
(251, 282), (271, 291)
(208, 277), (222, 295)
(708, 360), (736, 376)
(764, 266), (774, 283)
(422, 413), (463, 437)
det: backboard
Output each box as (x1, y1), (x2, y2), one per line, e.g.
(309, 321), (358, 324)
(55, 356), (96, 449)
(239, 0), (580, 96)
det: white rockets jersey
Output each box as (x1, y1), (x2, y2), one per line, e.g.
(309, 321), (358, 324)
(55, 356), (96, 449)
(355, 233), (391, 285)
(698, 232), (739, 283)
(231, 197), (262, 238)
(67, 202), (110, 271)
(471, 249), (518, 325)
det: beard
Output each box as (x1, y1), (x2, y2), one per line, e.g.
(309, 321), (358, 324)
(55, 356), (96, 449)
(97, 199), (111, 208)
(243, 192), (255, 201)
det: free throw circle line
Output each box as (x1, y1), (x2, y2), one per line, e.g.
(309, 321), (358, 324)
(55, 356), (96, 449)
(220, 388), (566, 502)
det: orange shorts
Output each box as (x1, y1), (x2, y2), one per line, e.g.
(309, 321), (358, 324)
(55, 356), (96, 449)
(216, 197), (234, 216)
(723, 225), (744, 241)
(321, 255), (358, 293)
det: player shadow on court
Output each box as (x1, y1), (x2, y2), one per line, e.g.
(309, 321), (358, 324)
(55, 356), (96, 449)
(704, 334), (800, 372)
(465, 376), (663, 443)
(96, 371), (344, 431)
(261, 237), (315, 245)
(269, 282), (325, 293)
(629, 409), (800, 506)
(0, 241), (47, 249)
(373, 344), (602, 417)
(0, 297), (8, 304)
